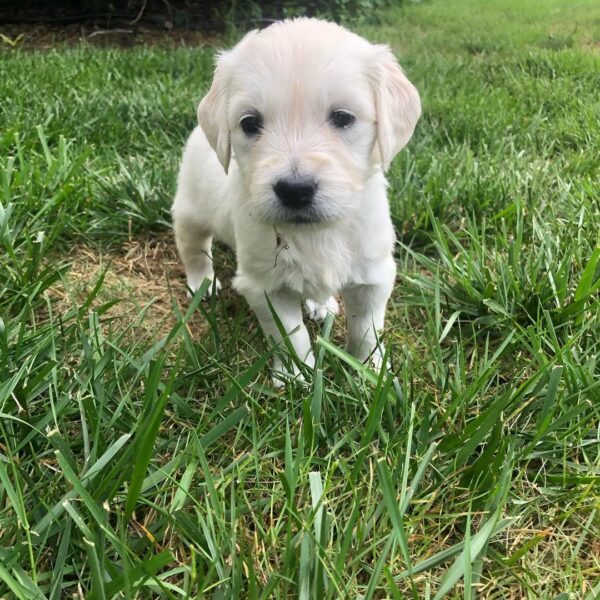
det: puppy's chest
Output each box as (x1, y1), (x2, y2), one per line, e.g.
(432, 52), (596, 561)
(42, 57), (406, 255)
(270, 230), (352, 300)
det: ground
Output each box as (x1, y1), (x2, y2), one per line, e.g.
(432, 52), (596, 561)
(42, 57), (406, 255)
(0, 0), (599, 597)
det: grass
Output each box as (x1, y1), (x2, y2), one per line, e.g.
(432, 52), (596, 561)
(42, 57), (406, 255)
(1, 0), (599, 597)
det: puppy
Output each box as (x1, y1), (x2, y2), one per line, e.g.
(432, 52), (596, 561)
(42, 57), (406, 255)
(172, 18), (420, 381)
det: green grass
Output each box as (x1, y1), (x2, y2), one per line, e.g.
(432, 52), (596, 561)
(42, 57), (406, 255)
(1, 0), (599, 597)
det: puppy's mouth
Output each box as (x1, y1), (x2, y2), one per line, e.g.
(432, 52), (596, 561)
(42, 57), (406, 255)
(261, 203), (331, 226)
(278, 208), (325, 225)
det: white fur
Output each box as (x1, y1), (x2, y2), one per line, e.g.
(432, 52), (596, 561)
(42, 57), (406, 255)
(172, 18), (420, 382)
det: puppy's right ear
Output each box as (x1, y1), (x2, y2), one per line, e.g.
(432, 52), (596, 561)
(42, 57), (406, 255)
(198, 51), (232, 174)
(197, 30), (258, 175)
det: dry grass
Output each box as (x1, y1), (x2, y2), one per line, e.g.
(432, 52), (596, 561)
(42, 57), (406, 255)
(46, 232), (203, 338)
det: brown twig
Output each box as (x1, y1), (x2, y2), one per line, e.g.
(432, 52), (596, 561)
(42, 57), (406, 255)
(129, 0), (148, 25)
(87, 29), (134, 38)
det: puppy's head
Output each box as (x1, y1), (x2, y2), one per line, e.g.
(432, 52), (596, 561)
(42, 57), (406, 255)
(198, 19), (420, 226)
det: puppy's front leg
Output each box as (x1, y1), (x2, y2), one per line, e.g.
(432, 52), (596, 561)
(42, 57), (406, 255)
(241, 285), (314, 382)
(173, 216), (220, 296)
(342, 275), (395, 370)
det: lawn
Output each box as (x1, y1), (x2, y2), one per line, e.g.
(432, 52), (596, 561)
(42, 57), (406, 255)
(1, 0), (599, 597)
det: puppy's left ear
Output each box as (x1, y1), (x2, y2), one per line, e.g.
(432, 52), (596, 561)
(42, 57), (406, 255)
(369, 46), (421, 170)
(198, 51), (232, 174)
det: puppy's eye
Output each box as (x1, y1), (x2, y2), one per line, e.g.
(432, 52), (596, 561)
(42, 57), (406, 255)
(330, 110), (355, 129)
(240, 114), (263, 136)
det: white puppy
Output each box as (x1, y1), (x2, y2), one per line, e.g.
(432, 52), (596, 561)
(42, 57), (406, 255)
(172, 18), (420, 380)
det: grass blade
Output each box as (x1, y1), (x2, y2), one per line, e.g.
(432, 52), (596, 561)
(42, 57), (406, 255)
(125, 357), (175, 519)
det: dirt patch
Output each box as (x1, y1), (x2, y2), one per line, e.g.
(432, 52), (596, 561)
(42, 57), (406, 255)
(0, 0), (227, 49)
(47, 232), (240, 340)
(0, 22), (220, 50)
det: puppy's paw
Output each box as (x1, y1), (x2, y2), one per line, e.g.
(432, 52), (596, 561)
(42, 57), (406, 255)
(271, 371), (308, 389)
(205, 277), (222, 297)
(187, 274), (222, 299)
(304, 296), (339, 322)
(271, 354), (313, 388)
(369, 348), (385, 372)
(351, 344), (389, 373)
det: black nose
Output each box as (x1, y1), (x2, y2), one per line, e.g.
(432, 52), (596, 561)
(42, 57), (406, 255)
(273, 178), (317, 209)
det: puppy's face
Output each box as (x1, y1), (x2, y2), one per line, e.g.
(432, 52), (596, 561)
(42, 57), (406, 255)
(198, 19), (421, 226)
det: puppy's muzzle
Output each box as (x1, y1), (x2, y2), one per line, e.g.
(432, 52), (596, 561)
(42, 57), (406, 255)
(273, 178), (317, 210)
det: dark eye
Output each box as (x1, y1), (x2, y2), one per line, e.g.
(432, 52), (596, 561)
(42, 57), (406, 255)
(240, 114), (263, 136)
(330, 110), (355, 129)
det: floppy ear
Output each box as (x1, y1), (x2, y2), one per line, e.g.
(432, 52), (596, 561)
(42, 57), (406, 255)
(369, 46), (421, 170)
(197, 30), (259, 174)
(197, 51), (232, 174)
